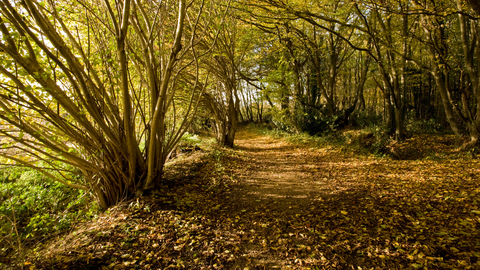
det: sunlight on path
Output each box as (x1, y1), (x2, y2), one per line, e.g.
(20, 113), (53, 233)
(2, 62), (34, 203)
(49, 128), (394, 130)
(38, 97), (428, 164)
(233, 129), (328, 210)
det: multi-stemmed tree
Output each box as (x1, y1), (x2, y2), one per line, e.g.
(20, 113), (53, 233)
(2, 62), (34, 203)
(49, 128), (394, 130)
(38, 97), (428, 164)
(0, 0), (225, 209)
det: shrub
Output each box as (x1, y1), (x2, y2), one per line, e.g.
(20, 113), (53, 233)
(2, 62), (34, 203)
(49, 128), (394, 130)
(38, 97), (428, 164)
(267, 107), (297, 133)
(353, 111), (383, 128)
(296, 112), (332, 136)
(180, 132), (202, 147)
(406, 117), (444, 134)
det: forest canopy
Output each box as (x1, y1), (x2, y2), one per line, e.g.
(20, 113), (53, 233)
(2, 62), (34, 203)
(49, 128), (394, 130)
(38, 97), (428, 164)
(1, 0), (480, 209)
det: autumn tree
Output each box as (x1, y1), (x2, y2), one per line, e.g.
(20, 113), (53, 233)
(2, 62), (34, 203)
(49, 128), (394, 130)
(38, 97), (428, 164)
(236, 0), (480, 146)
(201, 4), (264, 147)
(0, 0), (225, 209)
(202, 10), (240, 147)
(236, 0), (372, 133)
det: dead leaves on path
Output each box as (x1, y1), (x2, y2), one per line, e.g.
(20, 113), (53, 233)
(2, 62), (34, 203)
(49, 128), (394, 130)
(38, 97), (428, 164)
(29, 129), (480, 269)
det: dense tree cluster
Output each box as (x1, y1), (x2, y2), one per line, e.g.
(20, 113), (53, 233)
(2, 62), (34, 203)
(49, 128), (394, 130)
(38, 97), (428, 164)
(236, 0), (480, 145)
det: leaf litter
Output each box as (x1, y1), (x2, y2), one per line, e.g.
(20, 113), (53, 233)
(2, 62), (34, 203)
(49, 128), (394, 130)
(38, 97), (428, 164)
(23, 126), (480, 269)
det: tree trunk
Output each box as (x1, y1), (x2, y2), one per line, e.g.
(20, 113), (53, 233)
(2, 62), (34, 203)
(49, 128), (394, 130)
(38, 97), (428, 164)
(457, 2), (480, 146)
(432, 70), (463, 139)
(225, 90), (238, 147)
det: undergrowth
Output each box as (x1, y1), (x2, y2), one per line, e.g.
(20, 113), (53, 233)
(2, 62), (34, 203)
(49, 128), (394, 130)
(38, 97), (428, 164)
(0, 166), (99, 265)
(252, 118), (452, 159)
(0, 132), (217, 267)
(250, 122), (388, 156)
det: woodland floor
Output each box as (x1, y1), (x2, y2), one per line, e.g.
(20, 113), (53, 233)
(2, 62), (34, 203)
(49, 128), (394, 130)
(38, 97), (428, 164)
(14, 125), (480, 269)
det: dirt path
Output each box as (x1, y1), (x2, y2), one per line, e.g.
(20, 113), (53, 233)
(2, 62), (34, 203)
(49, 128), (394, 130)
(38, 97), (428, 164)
(231, 128), (328, 212)
(232, 131), (326, 211)
(228, 126), (381, 214)
(219, 127), (380, 268)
